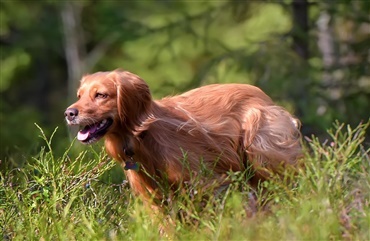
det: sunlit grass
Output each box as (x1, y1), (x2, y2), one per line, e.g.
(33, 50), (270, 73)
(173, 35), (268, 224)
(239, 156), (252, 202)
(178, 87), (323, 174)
(1, 121), (369, 240)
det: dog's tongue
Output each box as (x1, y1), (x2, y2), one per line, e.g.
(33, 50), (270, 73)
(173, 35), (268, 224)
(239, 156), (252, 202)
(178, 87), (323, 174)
(77, 124), (98, 141)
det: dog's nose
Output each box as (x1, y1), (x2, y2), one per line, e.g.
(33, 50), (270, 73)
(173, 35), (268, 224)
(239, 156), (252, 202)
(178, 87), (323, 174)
(64, 108), (79, 121)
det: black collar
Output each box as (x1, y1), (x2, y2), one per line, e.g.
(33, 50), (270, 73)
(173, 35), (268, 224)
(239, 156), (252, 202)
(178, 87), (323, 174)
(122, 130), (147, 171)
(123, 148), (140, 171)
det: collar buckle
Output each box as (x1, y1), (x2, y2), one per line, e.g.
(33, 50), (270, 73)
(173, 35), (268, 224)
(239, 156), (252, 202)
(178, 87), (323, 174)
(124, 149), (140, 171)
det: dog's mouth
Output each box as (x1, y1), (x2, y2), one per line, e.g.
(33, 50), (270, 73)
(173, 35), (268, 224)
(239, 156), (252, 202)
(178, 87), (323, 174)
(77, 118), (113, 144)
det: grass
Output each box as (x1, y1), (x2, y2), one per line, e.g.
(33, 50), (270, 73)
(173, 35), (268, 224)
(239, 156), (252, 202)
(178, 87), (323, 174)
(1, 121), (369, 240)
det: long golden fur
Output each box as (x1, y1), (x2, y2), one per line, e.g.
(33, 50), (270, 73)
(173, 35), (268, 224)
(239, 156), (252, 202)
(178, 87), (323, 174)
(65, 70), (302, 202)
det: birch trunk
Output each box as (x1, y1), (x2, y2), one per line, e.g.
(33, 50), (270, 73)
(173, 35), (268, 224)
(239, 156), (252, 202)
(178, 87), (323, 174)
(61, 2), (85, 102)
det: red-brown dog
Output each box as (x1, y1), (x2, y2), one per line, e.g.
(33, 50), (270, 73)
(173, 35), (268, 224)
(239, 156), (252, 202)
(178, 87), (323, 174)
(65, 70), (302, 202)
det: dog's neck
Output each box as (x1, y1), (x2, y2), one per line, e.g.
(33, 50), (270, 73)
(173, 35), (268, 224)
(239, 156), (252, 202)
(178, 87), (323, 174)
(104, 130), (135, 163)
(104, 120), (149, 171)
(105, 106), (166, 185)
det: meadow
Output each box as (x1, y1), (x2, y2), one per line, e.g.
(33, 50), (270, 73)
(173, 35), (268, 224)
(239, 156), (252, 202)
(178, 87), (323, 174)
(1, 121), (369, 241)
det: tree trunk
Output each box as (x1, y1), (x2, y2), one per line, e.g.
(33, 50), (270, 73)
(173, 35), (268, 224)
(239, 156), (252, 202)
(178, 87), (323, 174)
(317, 7), (346, 114)
(61, 2), (85, 102)
(292, 0), (309, 59)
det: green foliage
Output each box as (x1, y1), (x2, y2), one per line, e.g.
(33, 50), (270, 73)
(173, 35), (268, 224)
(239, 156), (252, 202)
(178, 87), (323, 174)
(1, 121), (369, 240)
(0, 106), (41, 163)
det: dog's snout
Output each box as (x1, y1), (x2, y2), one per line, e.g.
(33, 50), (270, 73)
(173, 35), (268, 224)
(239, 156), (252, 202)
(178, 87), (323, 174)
(64, 108), (79, 121)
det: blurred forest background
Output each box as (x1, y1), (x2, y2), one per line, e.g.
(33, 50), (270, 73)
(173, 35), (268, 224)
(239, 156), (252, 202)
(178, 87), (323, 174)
(0, 0), (369, 162)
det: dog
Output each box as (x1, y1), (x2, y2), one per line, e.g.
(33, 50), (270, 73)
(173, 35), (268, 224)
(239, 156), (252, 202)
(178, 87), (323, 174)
(65, 69), (302, 203)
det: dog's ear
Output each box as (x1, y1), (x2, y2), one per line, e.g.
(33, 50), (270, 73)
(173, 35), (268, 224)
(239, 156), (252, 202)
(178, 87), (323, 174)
(110, 70), (152, 130)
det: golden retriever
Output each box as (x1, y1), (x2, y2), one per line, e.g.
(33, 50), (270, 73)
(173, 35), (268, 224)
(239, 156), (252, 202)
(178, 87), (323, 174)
(65, 70), (302, 202)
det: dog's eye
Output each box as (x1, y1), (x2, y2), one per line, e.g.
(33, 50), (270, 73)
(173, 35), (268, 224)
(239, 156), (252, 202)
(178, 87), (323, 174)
(95, 93), (108, 99)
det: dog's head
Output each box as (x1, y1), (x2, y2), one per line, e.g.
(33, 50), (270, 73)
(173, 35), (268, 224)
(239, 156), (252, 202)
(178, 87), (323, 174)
(64, 70), (152, 144)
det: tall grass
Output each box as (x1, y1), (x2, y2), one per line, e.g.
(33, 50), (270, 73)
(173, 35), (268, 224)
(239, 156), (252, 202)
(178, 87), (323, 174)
(1, 121), (369, 240)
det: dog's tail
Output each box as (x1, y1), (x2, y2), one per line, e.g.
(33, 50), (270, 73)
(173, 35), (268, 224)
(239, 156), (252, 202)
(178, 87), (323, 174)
(242, 105), (302, 180)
